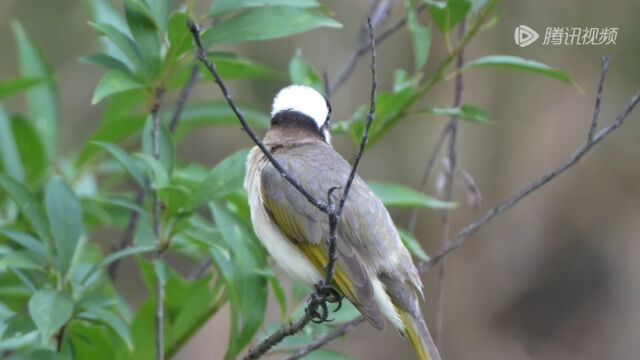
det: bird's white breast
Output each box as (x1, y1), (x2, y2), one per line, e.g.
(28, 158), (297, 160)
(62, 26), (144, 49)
(244, 148), (322, 285)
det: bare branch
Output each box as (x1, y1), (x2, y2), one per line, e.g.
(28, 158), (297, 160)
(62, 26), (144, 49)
(434, 19), (466, 347)
(588, 55), (611, 140)
(170, 64), (200, 133)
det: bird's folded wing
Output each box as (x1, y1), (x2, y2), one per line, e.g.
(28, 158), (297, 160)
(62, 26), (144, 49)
(259, 146), (385, 329)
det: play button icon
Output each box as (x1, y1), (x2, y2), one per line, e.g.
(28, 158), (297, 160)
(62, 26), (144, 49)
(514, 25), (539, 47)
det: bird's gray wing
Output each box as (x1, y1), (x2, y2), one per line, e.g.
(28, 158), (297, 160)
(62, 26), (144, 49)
(260, 142), (387, 329)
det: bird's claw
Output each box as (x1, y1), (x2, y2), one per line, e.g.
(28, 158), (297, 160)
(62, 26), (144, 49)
(306, 282), (343, 323)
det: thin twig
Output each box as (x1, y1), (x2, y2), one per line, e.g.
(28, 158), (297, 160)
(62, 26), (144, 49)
(588, 56), (610, 141)
(406, 126), (451, 233)
(170, 64), (200, 132)
(187, 20), (329, 213)
(150, 86), (166, 360)
(328, 0), (422, 97)
(283, 317), (367, 360)
(434, 20), (466, 347)
(279, 59), (640, 360)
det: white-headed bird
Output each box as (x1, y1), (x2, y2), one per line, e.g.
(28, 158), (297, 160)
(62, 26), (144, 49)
(245, 85), (440, 360)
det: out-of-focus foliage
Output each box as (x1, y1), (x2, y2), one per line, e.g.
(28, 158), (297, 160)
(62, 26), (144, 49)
(0, 0), (575, 359)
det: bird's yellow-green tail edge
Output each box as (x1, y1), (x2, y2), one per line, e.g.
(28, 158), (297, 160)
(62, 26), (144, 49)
(399, 310), (442, 360)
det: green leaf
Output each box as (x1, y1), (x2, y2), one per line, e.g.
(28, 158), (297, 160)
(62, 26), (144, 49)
(204, 6), (341, 45)
(84, 0), (133, 67)
(0, 250), (42, 270)
(0, 331), (38, 351)
(0, 228), (49, 262)
(368, 181), (456, 209)
(166, 12), (193, 65)
(142, 118), (175, 173)
(124, 0), (161, 79)
(416, 104), (491, 124)
(0, 77), (44, 100)
(0, 106), (25, 181)
(80, 244), (155, 284)
(461, 55), (574, 85)
(209, 202), (267, 360)
(398, 228), (430, 261)
(92, 70), (145, 104)
(80, 53), (134, 76)
(9, 115), (47, 183)
(45, 177), (83, 276)
(135, 153), (170, 189)
(424, 0), (471, 33)
(146, 0), (170, 34)
(0, 174), (51, 244)
(28, 290), (74, 342)
(209, 53), (281, 80)
(406, 0), (431, 71)
(289, 49), (323, 92)
(89, 21), (143, 72)
(211, 0), (320, 16)
(11, 21), (59, 159)
(92, 141), (147, 189)
(190, 149), (249, 209)
(79, 308), (134, 350)
(254, 268), (287, 317)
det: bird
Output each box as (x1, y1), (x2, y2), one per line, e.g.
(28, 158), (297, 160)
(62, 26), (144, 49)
(244, 85), (440, 360)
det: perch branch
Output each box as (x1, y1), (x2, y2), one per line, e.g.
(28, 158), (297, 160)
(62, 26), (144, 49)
(282, 57), (640, 359)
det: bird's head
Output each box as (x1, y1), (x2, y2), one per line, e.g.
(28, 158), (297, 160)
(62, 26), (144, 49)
(270, 85), (332, 144)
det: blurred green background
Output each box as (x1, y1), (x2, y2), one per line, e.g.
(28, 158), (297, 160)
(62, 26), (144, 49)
(1, 1), (639, 359)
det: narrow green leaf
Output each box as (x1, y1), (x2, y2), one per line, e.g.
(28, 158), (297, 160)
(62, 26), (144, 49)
(0, 106), (25, 181)
(425, 0), (471, 33)
(145, 0), (170, 34)
(0, 250), (42, 270)
(0, 77), (44, 100)
(9, 115), (47, 183)
(28, 290), (74, 342)
(204, 6), (341, 45)
(209, 202), (267, 360)
(79, 308), (134, 350)
(208, 53), (281, 80)
(0, 174), (51, 244)
(254, 268), (287, 317)
(89, 21), (143, 72)
(84, 0), (133, 67)
(190, 149), (249, 209)
(174, 102), (269, 140)
(45, 177), (83, 276)
(461, 55), (574, 85)
(81, 244), (155, 284)
(124, 0), (161, 79)
(398, 228), (430, 261)
(166, 12), (193, 65)
(11, 21), (59, 159)
(0, 331), (38, 351)
(153, 259), (168, 287)
(135, 153), (169, 189)
(368, 181), (456, 209)
(80, 53), (134, 76)
(211, 0), (320, 16)
(0, 228), (49, 262)
(92, 141), (147, 188)
(289, 49), (323, 92)
(92, 70), (144, 104)
(406, 0), (431, 71)
(416, 104), (491, 124)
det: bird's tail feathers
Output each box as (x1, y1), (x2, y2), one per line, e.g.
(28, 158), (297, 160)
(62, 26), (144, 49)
(399, 310), (441, 360)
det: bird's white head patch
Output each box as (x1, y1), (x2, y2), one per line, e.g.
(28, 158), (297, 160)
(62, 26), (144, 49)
(271, 85), (330, 130)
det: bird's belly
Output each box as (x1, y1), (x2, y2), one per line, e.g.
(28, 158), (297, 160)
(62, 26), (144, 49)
(245, 160), (321, 285)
